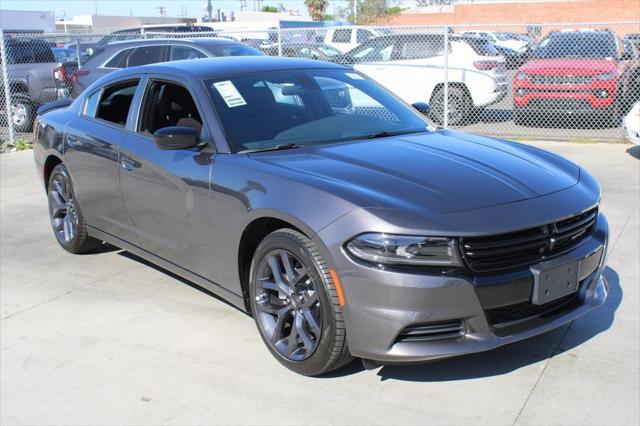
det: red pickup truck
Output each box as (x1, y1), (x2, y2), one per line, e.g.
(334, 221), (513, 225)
(513, 30), (639, 127)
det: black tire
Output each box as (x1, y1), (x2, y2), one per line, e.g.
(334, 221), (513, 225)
(10, 94), (35, 133)
(429, 85), (472, 126)
(47, 164), (102, 254)
(249, 228), (353, 376)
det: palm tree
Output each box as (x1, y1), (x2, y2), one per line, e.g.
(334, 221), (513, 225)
(304, 0), (329, 21)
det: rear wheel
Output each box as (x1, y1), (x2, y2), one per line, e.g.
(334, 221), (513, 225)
(429, 85), (472, 126)
(249, 229), (352, 376)
(47, 164), (102, 254)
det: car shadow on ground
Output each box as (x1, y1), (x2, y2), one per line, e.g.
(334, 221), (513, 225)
(473, 108), (513, 124)
(325, 266), (621, 382)
(626, 145), (640, 159)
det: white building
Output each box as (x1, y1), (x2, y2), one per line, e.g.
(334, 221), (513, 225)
(0, 10), (56, 33)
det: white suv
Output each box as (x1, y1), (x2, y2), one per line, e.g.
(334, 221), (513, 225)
(323, 27), (390, 53)
(340, 33), (508, 125)
(463, 31), (529, 52)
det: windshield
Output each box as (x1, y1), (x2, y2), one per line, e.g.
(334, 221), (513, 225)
(205, 68), (429, 153)
(535, 33), (617, 58)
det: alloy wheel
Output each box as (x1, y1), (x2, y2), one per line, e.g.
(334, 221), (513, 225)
(48, 173), (78, 244)
(254, 249), (322, 361)
(432, 90), (466, 125)
(11, 102), (27, 126)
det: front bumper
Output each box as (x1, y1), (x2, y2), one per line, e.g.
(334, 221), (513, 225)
(327, 212), (608, 363)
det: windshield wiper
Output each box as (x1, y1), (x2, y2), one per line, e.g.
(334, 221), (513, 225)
(239, 143), (304, 154)
(356, 129), (426, 140)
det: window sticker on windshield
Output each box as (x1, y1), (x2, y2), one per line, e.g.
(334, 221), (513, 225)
(346, 72), (364, 80)
(213, 80), (247, 108)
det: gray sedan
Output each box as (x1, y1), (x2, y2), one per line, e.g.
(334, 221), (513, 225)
(33, 57), (609, 376)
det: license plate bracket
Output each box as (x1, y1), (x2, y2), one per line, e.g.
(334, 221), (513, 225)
(530, 258), (580, 305)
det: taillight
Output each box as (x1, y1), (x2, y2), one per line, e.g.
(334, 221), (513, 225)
(53, 65), (67, 82)
(474, 60), (500, 70)
(71, 69), (89, 85)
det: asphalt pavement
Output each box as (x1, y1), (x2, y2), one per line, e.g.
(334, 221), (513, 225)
(1, 142), (638, 425)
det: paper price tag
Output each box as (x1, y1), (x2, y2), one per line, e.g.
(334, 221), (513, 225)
(213, 80), (247, 108)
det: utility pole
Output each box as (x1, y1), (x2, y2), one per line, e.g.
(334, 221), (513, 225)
(157, 6), (167, 16)
(353, 0), (357, 24)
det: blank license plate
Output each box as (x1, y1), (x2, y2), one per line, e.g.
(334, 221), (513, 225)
(530, 259), (580, 305)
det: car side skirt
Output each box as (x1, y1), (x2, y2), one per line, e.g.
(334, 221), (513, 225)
(88, 225), (247, 312)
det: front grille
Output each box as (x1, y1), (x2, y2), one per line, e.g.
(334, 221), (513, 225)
(394, 319), (465, 343)
(461, 208), (597, 273)
(486, 287), (580, 326)
(531, 74), (593, 85)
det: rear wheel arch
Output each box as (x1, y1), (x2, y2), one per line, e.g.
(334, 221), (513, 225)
(43, 155), (63, 190)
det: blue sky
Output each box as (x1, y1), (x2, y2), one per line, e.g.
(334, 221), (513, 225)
(0, 0), (348, 19)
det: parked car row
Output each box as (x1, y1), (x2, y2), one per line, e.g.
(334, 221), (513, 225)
(2, 27), (638, 136)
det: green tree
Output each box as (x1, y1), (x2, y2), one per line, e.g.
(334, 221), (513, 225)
(261, 5), (279, 13)
(304, 0), (329, 21)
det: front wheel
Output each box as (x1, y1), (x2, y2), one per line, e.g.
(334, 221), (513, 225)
(249, 229), (352, 376)
(10, 94), (34, 133)
(47, 164), (102, 254)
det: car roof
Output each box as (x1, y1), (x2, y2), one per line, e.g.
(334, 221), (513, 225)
(119, 56), (347, 80)
(105, 38), (242, 48)
(368, 33), (444, 41)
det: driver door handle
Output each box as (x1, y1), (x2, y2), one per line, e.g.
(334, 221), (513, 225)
(120, 156), (138, 172)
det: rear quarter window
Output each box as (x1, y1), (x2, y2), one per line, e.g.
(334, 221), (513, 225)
(104, 48), (132, 68)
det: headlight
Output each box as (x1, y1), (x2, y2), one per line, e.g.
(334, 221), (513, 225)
(345, 233), (462, 266)
(595, 72), (616, 81)
(516, 72), (529, 80)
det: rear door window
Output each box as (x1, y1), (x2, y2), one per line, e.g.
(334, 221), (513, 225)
(169, 45), (207, 61)
(95, 80), (139, 126)
(126, 46), (165, 67)
(332, 29), (352, 44)
(104, 48), (132, 68)
(356, 29), (373, 44)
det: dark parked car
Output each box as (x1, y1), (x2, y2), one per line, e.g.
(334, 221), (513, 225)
(34, 57), (609, 376)
(71, 38), (263, 98)
(0, 37), (67, 132)
(91, 24), (214, 51)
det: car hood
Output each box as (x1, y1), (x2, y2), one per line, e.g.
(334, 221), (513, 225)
(249, 130), (580, 214)
(520, 58), (617, 74)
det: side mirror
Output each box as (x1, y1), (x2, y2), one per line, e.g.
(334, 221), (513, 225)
(412, 102), (432, 115)
(153, 126), (199, 150)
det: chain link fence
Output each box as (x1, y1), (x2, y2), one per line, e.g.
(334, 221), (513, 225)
(1, 21), (639, 149)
